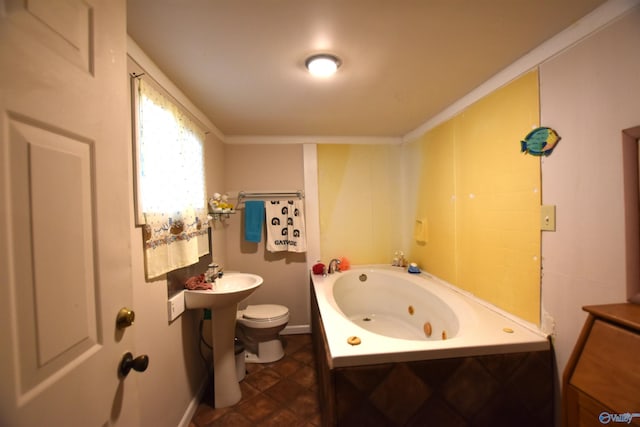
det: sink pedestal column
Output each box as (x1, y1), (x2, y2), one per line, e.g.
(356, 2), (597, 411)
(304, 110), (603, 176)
(211, 303), (241, 408)
(183, 273), (262, 407)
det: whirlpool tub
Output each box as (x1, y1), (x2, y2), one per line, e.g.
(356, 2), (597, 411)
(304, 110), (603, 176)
(310, 265), (553, 426)
(312, 265), (549, 368)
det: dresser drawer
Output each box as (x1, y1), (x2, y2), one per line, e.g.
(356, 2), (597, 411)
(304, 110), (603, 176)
(570, 320), (640, 412)
(566, 385), (612, 427)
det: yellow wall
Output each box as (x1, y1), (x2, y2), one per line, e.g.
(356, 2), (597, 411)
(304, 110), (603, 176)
(410, 120), (457, 281)
(318, 71), (541, 324)
(317, 144), (402, 264)
(409, 70), (541, 323)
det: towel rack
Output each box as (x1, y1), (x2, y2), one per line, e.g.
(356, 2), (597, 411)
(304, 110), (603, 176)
(237, 190), (304, 205)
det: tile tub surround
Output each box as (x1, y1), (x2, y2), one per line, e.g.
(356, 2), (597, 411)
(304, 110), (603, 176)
(311, 285), (554, 426)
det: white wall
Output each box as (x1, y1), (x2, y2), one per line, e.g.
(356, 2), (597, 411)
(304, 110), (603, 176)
(539, 3), (640, 391)
(127, 39), (226, 427)
(223, 144), (310, 331)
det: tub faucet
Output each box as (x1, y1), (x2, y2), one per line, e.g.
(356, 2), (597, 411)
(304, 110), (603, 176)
(328, 258), (341, 274)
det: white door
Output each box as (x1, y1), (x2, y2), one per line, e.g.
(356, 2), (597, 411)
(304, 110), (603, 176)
(0, 1), (141, 425)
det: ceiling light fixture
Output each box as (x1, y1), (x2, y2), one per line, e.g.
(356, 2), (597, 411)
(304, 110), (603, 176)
(305, 54), (341, 77)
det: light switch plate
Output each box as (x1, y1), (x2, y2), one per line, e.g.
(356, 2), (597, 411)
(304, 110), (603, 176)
(540, 205), (556, 231)
(168, 291), (185, 322)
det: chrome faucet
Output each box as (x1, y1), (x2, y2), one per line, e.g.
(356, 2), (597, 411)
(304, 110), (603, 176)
(205, 263), (224, 282)
(328, 258), (341, 274)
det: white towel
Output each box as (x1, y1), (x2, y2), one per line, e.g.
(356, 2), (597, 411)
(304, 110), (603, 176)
(265, 199), (307, 253)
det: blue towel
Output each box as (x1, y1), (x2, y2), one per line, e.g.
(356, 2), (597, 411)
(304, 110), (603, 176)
(244, 200), (265, 243)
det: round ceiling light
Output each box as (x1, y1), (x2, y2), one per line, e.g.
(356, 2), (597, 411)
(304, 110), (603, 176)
(305, 54), (341, 77)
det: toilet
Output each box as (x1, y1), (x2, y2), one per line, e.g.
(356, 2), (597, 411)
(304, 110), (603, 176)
(236, 304), (289, 363)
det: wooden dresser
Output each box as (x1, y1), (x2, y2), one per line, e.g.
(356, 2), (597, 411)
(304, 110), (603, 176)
(563, 304), (640, 427)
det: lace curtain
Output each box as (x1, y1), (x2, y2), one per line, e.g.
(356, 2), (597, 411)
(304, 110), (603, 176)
(137, 79), (209, 279)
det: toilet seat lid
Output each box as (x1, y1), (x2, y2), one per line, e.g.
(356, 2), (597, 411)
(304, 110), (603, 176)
(242, 304), (288, 321)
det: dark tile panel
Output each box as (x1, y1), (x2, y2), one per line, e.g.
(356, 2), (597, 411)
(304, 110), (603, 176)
(324, 352), (553, 427)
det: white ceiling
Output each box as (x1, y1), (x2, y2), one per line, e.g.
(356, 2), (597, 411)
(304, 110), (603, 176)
(127, 0), (607, 138)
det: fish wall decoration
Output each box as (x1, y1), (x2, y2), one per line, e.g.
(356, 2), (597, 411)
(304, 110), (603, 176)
(521, 127), (560, 156)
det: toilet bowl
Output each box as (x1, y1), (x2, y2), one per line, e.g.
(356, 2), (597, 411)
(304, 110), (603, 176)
(236, 304), (289, 363)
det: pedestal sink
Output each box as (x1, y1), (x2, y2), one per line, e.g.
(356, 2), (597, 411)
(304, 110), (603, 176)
(184, 273), (263, 408)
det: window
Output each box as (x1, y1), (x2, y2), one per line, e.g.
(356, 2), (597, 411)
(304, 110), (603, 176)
(133, 77), (209, 279)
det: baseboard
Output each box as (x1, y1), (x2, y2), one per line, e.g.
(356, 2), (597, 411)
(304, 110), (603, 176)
(177, 377), (209, 427)
(282, 324), (311, 335)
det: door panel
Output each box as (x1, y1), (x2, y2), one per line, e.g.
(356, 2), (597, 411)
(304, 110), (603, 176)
(9, 116), (99, 394)
(0, 0), (138, 425)
(5, 0), (94, 73)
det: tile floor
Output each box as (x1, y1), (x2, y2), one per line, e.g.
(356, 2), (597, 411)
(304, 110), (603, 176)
(189, 334), (322, 427)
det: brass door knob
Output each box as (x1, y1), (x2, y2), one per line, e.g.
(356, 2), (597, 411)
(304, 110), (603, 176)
(116, 307), (135, 329)
(119, 352), (149, 377)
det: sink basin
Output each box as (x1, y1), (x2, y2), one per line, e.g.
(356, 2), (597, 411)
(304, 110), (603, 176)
(184, 273), (263, 309)
(183, 272), (263, 408)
